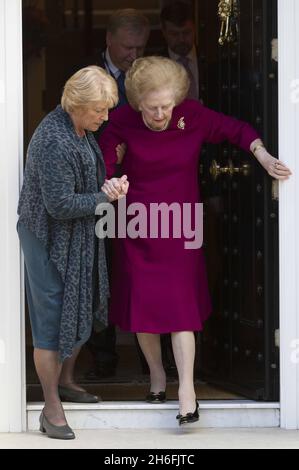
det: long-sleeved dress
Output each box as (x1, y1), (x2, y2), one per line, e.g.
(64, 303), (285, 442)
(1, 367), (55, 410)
(99, 99), (259, 333)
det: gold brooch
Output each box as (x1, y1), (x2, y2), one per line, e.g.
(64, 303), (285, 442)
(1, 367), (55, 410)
(177, 117), (185, 130)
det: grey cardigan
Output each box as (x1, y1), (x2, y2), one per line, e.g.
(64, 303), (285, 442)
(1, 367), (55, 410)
(18, 105), (110, 361)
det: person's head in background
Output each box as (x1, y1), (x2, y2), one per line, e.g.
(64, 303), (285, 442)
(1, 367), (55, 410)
(106, 9), (150, 72)
(160, 1), (196, 57)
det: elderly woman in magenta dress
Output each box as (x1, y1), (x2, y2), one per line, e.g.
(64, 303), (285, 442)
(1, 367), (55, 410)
(99, 56), (291, 425)
(17, 66), (129, 439)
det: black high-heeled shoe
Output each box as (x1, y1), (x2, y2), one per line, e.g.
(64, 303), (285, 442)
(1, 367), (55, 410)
(176, 401), (199, 426)
(146, 391), (166, 403)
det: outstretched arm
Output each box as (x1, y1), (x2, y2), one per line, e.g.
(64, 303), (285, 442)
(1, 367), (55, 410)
(250, 139), (291, 180)
(202, 106), (292, 180)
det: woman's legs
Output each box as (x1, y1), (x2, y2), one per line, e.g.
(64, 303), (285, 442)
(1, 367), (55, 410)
(34, 349), (66, 426)
(136, 331), (197, 416)
(59, 346), (86, 392)
(34, 346), (84, 426)
(136, 333), (166, 393)
(171, 331), (196, 416)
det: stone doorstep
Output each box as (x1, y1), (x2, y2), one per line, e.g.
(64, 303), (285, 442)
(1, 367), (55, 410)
(27, 401), (280, 430)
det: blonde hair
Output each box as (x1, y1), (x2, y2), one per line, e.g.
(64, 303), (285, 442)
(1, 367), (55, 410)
(61, 66), (118, 113)
(125, 56), (190, 110)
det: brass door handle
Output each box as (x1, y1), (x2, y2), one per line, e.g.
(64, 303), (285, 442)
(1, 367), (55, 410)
(210, 159), (251, 181)
(218, 0), (239, 46)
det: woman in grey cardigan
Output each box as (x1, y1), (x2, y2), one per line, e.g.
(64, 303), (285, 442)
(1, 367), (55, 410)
(17, 66), (129, 440)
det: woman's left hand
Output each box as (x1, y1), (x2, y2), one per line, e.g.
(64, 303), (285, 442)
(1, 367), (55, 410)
(254, 148), (292, 180)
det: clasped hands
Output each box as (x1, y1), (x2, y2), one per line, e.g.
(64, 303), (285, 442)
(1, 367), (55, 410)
(101, 175), (129, 202)
(101, 143), (129, 202)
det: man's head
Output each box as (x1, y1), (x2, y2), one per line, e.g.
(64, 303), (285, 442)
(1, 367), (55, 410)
(160, 1), (196, 57)
(106, 9), (150, 72)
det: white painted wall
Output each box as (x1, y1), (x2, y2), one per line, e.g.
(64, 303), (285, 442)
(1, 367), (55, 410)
(0, 0), (25, 432)
(278, 0), (299, 429)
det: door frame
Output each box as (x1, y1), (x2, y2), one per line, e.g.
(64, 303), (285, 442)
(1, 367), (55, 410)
(0, 0), (26, 432)
(277, 0), (299, 429)
(0, 0), (299, 431)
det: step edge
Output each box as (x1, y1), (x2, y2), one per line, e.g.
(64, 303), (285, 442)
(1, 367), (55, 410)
(27, 400), (280, 411)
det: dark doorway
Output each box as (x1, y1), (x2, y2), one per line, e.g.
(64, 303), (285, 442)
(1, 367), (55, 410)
(198, 0), (279, 401)
(23, 0), (279, 402)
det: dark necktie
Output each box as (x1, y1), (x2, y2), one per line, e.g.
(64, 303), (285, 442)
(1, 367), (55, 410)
(116, 71), (128, 107)
(177, 56), (198, 100)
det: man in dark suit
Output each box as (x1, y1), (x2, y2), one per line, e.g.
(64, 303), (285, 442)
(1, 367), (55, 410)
(160, 1), (201, 101)
(93, 9), (150, 108)
(86, 9), (150, 380)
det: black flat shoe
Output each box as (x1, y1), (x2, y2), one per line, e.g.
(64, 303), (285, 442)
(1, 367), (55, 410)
(39, 411), (75, 440)
(84, 367), (116, 381)
(176, 401), (199, 426)
(58, 385), (100, 403)
(146, 391), (166, 403)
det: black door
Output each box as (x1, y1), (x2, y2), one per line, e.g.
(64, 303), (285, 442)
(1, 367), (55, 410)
(197, 0), (279, 400)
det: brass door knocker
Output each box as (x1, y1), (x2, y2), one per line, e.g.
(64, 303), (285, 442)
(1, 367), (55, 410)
(218, 0), (239, 46)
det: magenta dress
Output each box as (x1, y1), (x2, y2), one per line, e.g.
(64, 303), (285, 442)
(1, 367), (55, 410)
(99, 100), (259, 333)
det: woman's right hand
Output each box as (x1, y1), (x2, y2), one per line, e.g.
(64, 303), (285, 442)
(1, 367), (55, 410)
(116, 143), (127, 165)
(101, 175), (129, 202)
